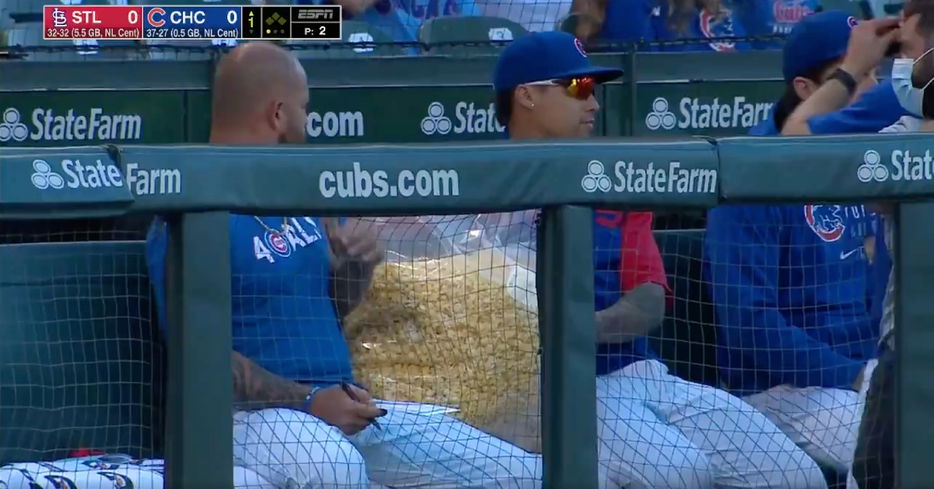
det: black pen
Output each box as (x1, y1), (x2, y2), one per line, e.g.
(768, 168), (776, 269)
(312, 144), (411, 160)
(341, 380), (382, 430)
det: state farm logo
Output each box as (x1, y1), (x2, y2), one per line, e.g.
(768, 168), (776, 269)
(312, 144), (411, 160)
(31, 159), (65, 189)
(645, 97), (677, 131)
(581, 160), (612, 193)
(0, 108), (29, 142)
(421, 102), (452, 136)
(858, 150), (889, 183)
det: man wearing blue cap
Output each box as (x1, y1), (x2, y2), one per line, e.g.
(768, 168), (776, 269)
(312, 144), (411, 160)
(704, 11), (899, 483)
(781, 15), (906, 135)
(494, 31), (826, 489)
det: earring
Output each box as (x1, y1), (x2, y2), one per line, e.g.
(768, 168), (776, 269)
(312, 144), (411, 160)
(530, 103), (535, 108)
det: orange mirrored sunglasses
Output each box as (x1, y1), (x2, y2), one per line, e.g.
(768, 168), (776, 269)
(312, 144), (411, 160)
(525, 76), (596, 100)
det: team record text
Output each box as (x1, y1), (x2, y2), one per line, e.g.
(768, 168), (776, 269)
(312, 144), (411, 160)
(43, 4), (342, 41)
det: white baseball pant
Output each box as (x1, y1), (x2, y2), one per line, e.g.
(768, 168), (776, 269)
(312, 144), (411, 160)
(232, 399), (542, 489)
(597, 360), (828, 489)
(742, 360), (878, 478)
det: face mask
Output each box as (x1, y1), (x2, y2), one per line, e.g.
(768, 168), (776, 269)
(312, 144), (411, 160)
(893, 47), (934, 118)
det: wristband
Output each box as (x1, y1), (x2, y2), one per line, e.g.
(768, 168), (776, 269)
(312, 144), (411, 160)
(830, 68), (858, 96)
(302, 386), (323, 412)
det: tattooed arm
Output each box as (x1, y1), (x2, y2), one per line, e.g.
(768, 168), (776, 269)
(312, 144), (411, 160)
(231, 350), (311, 411)
(595, 283), (666, 343)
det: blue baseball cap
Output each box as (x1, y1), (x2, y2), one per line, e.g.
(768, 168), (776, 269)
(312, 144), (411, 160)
(493, 31), (623, 91)
(783, 10), (860, 82)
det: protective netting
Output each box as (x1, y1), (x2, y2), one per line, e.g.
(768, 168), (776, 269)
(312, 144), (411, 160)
(595, 203), (891, 489)
(0, 223), (165, 488)
(227, 213), (542, 488)
(0, 204), (897, 489)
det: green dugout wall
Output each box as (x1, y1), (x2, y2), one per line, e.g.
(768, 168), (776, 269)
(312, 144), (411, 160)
(0, 50), (783, 147)
(1, 135), (934, 488)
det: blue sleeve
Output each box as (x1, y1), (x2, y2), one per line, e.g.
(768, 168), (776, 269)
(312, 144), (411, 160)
(705, 205), (865, 389)
(807, 80), (910, 135)
(145, 217), (169, 336)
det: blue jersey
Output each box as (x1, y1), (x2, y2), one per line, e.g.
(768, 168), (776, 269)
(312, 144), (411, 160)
(740, 0), (818, 49)
(705, 115), (877, 396)
(808, 80), (909, 134)
(599, 0), (656, 42)
(649, 0), (752, 52)
(355, 0), (480, 42)
(593, 210), (668, 375)
(146, 215), (353, 386)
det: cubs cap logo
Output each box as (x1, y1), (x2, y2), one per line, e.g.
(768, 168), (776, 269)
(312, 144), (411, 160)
(847, 16), (858, 27)
(804, 204), (846, 242)
(574, 37), (587, 57)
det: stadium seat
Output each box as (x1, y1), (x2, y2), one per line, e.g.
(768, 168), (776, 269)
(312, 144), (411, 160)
(419, 16), (528, 55)
(287, 21), (405, 58)
(0, 241), (164, 466)
(651, 229), (720, 388)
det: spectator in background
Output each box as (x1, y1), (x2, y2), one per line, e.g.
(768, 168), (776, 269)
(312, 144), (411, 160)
(298, 0), (480, 42)
(740, 0), (819, 49)
(475, 0), (572, 32)
(704, 11), (900, 481)
(574, 0), (751, 52)
(495, 30), (827, 489)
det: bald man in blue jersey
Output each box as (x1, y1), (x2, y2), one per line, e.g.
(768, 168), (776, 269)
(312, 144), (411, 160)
(146, 41), (542, 489)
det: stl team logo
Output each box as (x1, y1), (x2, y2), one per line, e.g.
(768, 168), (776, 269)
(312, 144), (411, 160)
(581, 160), (612, 193)
(31, 159), (65, 190)
(858, 150), (889, 183)
(0, 108), (29, 142)
(645, 97), (677, 131)
(421, 102), (452, 136)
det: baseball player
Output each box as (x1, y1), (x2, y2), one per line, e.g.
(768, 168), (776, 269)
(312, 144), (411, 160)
(493, 31), (826, 489)
(145, 42), (542, 488)
(704, 11), (900, 482)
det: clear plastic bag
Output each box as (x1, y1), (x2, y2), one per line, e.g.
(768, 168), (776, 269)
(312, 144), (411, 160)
(343, 212), (542, 452)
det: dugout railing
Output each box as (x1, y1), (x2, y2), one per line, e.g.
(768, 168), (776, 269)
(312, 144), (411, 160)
(0, 135), (933, 489)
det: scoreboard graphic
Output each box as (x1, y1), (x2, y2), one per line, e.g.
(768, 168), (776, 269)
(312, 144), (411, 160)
(43, 4), (342, 41)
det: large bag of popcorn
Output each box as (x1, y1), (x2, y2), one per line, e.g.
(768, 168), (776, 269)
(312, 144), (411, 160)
(343, 213), (542, 452)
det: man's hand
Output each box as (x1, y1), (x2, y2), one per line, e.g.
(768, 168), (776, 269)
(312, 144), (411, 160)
(308, 384), (386, 436)
(840, 18), (900, 79)
(325, 217), (385, 272)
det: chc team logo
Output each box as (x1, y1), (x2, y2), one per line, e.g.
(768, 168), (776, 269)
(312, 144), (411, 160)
(804, 204), (845, 242)
(645, 98), (677, 131)
(858, 150), (890, 182)
(265, 230), (292, 258)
